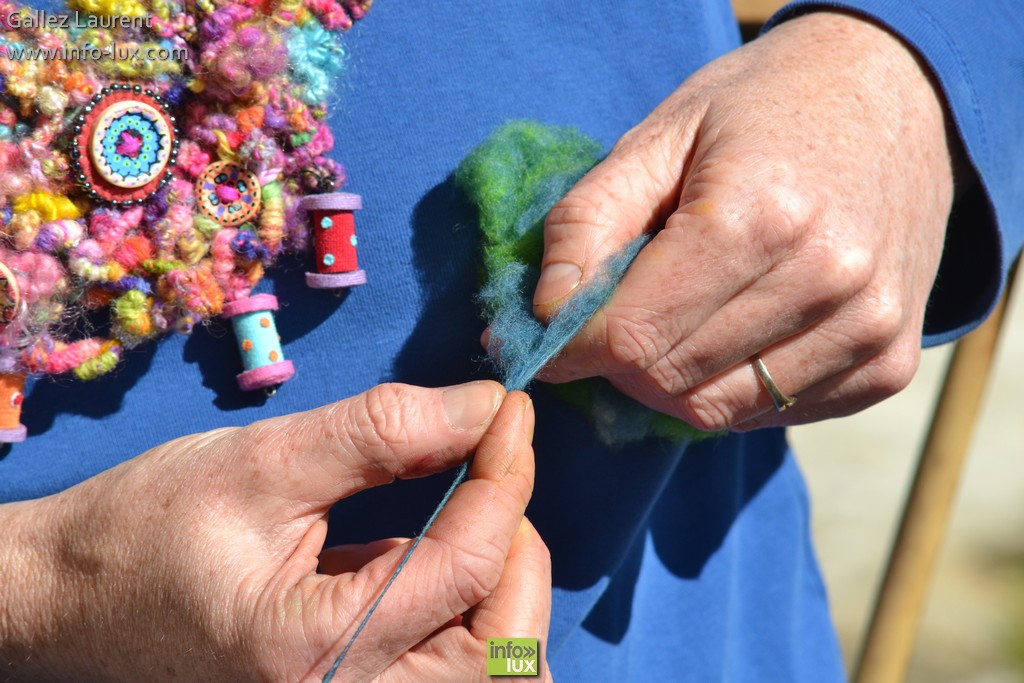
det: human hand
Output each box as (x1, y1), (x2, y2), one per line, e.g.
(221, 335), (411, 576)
(532, 11), (957, 430)
(0, 383), (551, 682)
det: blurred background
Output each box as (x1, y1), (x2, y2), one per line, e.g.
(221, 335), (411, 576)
(732, 2), (1024, 681)
(792, 287), (1023, 683)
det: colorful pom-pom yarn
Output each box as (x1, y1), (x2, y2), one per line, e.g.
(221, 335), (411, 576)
(0, 0), (374, 425)
(223, 294), (294, 392)
(0, 373), (27, 443)
(301, 192), (366, 289)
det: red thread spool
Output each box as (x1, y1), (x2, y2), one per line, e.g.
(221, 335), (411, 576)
(301, 193), (366, 289)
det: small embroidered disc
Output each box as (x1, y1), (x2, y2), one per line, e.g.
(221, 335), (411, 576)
(196, 162), (263, 227)
(73, 86), (178, 205)
(91, 101), (172, 189)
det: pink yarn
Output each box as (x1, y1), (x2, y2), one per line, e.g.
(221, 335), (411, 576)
(210, 228), (251, 301)
(8, 252), (63, 303)
(175, 141), (211, 179)
(0, 143), (19, 169)
(199, 6), (288, 101)
(71, 240), (105, 264)
(215, 185), (240, 202)
(40, 338), (103, 374)
(0, 172), (29, 197)
(89, 207), (144, 255)
(304, 0), (345, 29)
(0, 143), (29, 195)
(35, 220), (85, 252)
(150, 180), (197, 258)
(239, 130), (284, 180)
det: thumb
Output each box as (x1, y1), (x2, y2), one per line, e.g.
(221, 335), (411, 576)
(531, 117), (694, 321)
(224, 381), (506, 511)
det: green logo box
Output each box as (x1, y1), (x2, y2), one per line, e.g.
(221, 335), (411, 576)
(487, 638), (539, 677)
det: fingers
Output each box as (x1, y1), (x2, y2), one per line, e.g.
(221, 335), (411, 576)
(730, 330), (922, 432)
(531, 112), (699, 320)
(464, 518), (551, 646)
(531, 127), (917, 430)
(537, 112), (831, 380)
(319, 539), (409, 575)
(622, 236), (866, 397)
(380, 518), (553, 683)
(229, 381), (505, 508)
(313, 392), (536, 679)
(640, 291), (922, 431)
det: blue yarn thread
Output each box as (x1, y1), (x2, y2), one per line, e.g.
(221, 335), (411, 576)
(321, 237), (648, 681)
(322, 461), (469, 683)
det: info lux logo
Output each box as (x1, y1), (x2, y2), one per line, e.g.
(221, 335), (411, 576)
(487, 638), (539, 676)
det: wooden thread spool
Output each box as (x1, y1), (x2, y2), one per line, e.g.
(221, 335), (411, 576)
(0, 262), (23, 329)
(301, 193), (366, 289)
(222, 294), (295, 391)
(0, 373), (27, 443)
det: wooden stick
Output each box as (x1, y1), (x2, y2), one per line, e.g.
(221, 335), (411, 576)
(730, 0), (785, 24)
(853, 257), (1020, 683)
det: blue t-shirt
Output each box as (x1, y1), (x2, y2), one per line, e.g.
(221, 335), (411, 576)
(2, 2), (1021, 681)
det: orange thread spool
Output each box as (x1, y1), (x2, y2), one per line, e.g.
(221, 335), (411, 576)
(0, 373), (27, 443)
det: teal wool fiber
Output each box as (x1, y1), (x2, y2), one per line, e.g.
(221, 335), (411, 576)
(458, 120), (711, 444)
(324, 122), (710, 682)
(456, 121), (647, 393)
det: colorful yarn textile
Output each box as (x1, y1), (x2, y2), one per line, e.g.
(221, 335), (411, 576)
(457, 121), (713, 445)
(0, 0), (371, 387)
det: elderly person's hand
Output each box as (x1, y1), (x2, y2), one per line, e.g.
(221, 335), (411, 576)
(0, 383), (550, 682)
(533, 11), (957, 431)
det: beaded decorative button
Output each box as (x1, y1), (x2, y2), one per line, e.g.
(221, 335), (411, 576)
(195, 161), (263, 227)
(72, 84), (178, 205)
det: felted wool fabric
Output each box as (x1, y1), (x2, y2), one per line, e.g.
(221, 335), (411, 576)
(456, 120), (713, 445)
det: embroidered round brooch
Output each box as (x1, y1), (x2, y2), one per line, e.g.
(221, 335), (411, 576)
(72, 85), (178, 205)
(195, 161), (263, 227)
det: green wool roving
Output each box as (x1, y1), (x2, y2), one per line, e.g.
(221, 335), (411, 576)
(456, 120), (714, 446)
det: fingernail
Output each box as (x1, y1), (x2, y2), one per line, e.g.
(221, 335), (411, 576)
(535, 262), (582, 307)
(523, 398), (535, 443)
(324, 543), (362, 555)
(443, 382), (501, 431)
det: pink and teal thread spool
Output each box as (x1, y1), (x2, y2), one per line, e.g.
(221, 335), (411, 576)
(222, 294), (294, 392)
(301, 193), (366, 289)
